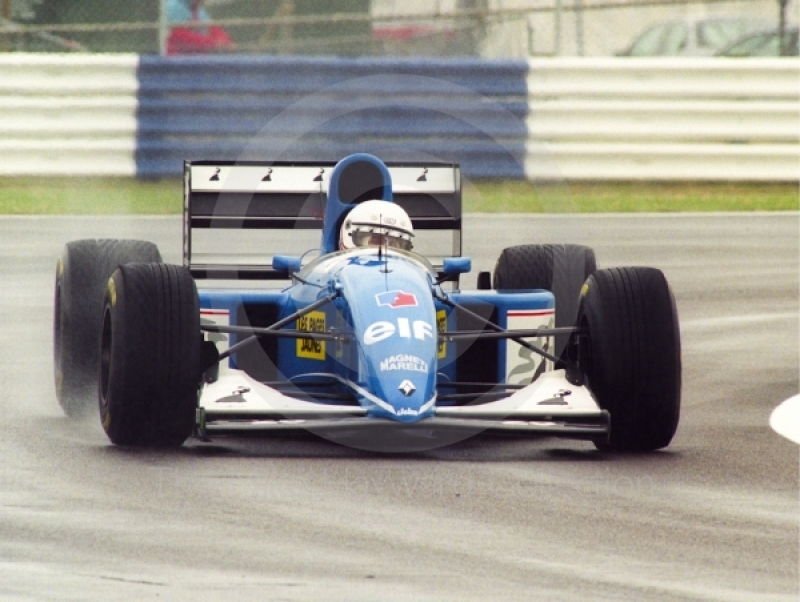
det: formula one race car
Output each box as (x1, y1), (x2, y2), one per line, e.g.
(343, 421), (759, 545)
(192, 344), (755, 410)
(53, 153), (681, 452)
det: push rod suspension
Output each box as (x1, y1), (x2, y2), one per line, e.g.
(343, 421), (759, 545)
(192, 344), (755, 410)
(216, 291), (339, 362)
(440, 327), (577, 341)
(434, 292), (572, 369)
(201, 323), (346, 342)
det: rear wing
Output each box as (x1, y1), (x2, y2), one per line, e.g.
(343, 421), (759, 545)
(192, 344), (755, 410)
(183, 159), (462, 281)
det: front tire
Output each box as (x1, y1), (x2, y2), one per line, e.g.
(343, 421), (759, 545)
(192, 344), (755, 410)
(99, 262), (200, 447)
(577, 267), (681, 452)
(493, 243), (596, 360)
(53, 239), (161, 417)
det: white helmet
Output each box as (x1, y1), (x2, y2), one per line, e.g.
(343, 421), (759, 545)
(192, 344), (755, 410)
(339, 200), (414, 251)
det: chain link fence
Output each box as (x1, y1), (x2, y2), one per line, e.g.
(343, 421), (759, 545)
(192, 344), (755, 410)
(0, 0), (793, 56)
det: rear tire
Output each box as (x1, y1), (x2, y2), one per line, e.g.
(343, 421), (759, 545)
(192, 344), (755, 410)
(577, 267), (681, 452)
(493, 244), (596, 359)
(53, 239), (161, 417)
(99, 262), (200, 447)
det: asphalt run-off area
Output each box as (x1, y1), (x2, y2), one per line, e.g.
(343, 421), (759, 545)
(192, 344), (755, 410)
(0, 212), (797, 602)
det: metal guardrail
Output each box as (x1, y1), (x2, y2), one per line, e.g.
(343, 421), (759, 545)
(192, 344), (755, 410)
(524, 58), (800, 180)
(0, 54), (138, 176)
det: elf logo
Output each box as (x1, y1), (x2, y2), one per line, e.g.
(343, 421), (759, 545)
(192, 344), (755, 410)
(363, 319), (434, 345)
(375, 290), (417, 309)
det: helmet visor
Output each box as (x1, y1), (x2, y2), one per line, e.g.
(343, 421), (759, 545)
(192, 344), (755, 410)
(351, 230), (413, 251)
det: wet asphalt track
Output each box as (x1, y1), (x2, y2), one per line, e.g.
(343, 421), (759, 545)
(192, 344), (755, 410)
(0, 212), (797, 601)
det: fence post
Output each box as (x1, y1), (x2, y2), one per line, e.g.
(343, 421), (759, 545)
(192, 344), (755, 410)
(158, 0), (168, 56)
(0, 0), (12, 52)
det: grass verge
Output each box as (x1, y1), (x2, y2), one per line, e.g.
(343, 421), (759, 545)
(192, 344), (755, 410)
(0, 177), (796, 214)
(466, 180), (799, 213)
(0, 178), (183, 214)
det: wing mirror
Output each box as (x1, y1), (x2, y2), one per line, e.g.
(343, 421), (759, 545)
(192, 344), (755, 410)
(442, 257), (472, 275)
(272, 255), (302, 275)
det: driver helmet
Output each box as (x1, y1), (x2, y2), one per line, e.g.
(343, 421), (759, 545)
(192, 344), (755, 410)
(339, 200), (414, 251)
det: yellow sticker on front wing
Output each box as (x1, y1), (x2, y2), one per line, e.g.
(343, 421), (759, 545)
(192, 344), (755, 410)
(297, 311), (326, 360)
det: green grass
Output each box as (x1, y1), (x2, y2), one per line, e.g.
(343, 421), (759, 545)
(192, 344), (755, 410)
(0, 177), (797, 214)
(0, 178), (183, 214)
(465, 180), (800, 213)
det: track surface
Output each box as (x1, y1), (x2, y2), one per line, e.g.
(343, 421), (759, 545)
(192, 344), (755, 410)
(0, 213), (797, 601)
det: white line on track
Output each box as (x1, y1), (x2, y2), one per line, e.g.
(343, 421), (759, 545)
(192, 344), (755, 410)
(770, 394), (800, 445)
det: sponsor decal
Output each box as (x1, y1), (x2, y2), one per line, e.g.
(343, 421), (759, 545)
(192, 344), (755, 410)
(348, 255), (381, 268)
(200, 309), (231, 315)
(506, 310), (556, 317)
(380, 354), (428, 373)
(397, 407), (419, 416)
(398, 380), (417, 397)
(537, 398), (569, 406)
(436, 309), (447, 359)
(506, 310), (555, 385)
(215, 386), (251, 404)
(200, 309), (230, 348)
(375, 290), (418, 309)
(363, 319), (434, 345)
(297, 310), (326, 360)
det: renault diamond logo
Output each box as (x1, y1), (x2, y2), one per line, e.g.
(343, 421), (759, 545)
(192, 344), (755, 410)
(398, 380), (416, 397)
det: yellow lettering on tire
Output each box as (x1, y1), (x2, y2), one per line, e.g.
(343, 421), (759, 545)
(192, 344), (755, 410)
(107, 277), (117, 307)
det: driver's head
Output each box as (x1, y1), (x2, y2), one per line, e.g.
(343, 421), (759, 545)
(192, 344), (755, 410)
(339, 200), (414, 251)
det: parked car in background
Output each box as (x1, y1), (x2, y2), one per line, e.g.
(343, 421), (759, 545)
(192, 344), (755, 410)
(716, 27), (799, 56)
(617, 17), (771, 56)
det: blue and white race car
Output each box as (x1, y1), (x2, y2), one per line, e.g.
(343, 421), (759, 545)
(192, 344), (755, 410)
(53, 153), (681, 452)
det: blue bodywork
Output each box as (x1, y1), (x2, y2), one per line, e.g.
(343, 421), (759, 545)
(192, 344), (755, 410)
(197, 153), (554, 423)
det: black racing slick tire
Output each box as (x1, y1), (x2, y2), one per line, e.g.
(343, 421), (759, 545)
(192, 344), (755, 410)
(577, 267), (681, 452)
(493, 244), (596, 359)
(53, 239), (162, 417)
(99, 262), (201, 447)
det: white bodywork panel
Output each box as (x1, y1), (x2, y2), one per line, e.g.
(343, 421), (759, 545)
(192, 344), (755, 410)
(197, 368), (604, 435)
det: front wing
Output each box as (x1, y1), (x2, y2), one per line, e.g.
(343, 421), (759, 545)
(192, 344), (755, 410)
(196, 370), (609, 442)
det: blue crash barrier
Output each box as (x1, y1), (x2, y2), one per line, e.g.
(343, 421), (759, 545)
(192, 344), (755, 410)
(135, 55), (529, 179)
